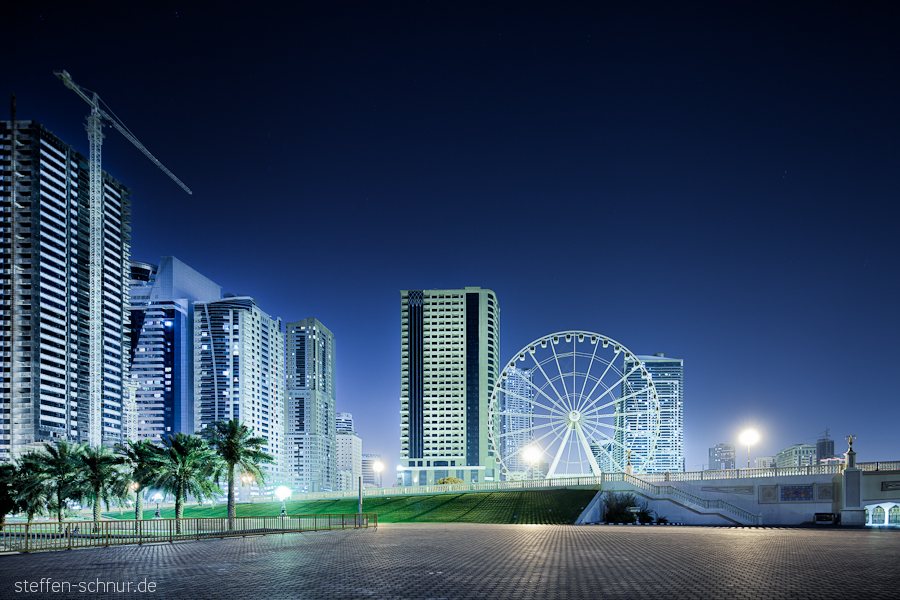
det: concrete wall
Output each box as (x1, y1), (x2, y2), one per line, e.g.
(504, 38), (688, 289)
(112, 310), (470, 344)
(583, 473), (846, 525)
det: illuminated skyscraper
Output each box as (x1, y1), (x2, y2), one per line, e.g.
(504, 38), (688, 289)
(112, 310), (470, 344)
(1, 119), (131, 459)
(285, 318), (336, 492)
(128, 257), (221, 441)
(500, 367), (534, 478)
(194, 296), (285, 479)
(620, 353), (684, 473)
(399, 287), (499, 485)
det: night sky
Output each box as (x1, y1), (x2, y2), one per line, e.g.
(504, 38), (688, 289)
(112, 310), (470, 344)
(5, 2), (899, 476)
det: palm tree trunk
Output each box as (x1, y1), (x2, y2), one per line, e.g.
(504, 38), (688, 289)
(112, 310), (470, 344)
(0, 513), (6, 531)
(175, 486), (184, 534)
(57, 490), (65, 533)
(227, 464), (235, 530)
(135, 488), (143, 520)
(93, 488), (102, 523)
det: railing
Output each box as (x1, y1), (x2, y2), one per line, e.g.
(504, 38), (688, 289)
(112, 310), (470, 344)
(616, 474), (760, 524)
(0, 513), (376, 554)
(279, 461), (896, 502)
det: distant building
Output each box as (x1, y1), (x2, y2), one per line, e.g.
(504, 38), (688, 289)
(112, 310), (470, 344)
(336, 412), (354, 434)
(816, 432), (836, 465)
(776, 444), (817, 468)
(620, 353), (684, 473)
(285, 318), (336, 492)
(754, 456), (776, 469)
(399, 287), (500, 485)
(709, 443), (736, 470)
(362, 454), (383, 487)
(335, 432), (362, 492)
(128, 257), (221, 441)
(194, 295), (285, 480)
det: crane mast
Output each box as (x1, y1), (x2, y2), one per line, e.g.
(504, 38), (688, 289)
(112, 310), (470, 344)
(54, 70), (191, 446)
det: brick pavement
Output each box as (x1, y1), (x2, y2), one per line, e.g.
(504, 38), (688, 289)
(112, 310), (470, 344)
(1, 524), (898, 599)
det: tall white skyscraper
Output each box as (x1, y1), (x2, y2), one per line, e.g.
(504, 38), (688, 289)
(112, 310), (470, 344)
(620, 353), (684, 473)
(285, 318), (336, 492)
(500, 367), (534, 478)
(193, 295), (285, 480)
(399, 287), (500, 485)
(128, 257), (221, 441)
(335, 432), (362, 492)
(1, 119), (131, 459)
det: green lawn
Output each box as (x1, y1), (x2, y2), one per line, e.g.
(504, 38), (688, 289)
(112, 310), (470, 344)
(106, 489), (598, 525)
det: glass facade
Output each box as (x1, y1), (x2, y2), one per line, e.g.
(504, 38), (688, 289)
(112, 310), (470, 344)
(620, 353), (684, 473)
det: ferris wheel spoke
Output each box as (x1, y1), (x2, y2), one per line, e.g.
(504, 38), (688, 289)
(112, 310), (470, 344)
(618, 385), (654, 404)
(529, 353), (569, 413)
(584, 362), (642, 409)
(550, 340), (570, 403)
(496, 420), (555, 439)
(547, 425), (574, 477)
(577, 353), (619, 414)
(503, 386), (567, 417)
(578, 397), (618, 417)
(572, 344), (600, 410)
(503, 421), (566, 463)
(520, 373), (570, 416)
(575, 423), (602, 476)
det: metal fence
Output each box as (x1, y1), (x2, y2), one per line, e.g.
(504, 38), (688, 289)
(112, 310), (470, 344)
(0, 513), (376, 554)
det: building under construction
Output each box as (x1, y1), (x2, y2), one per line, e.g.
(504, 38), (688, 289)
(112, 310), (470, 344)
(0, 112), (132, 460)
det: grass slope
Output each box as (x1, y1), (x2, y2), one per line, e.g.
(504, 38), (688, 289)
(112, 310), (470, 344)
(108, 489), (598, 525)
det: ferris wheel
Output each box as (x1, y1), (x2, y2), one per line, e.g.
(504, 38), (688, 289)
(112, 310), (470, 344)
(488, 331), (661, 479)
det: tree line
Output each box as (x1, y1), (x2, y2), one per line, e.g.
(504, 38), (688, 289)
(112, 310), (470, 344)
(0, 420), (272, 534)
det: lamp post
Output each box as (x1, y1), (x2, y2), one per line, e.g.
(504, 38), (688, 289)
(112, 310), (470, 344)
(130, 482), (140, 519)
(152, 493), (163, 519)
(241, 474), (254, 503)
(739, 429), (759, 470)
(523, 445), (541, 481)
(274, 486), (291, 518)
(373, 461), (384, 488)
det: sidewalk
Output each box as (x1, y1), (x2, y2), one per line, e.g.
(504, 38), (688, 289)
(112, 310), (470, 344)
(1, 523), (897, 598)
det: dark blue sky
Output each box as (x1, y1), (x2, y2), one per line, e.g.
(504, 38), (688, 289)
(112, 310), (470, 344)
(5, 2), (899, 475)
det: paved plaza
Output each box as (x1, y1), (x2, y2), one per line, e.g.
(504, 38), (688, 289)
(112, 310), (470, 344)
(1, 523), (898, 599)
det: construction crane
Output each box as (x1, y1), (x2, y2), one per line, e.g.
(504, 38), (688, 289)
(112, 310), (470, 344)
(54, 69), (192, 446)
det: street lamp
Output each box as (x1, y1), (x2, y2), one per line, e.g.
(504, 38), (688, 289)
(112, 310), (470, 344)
(523, 445), (541, 480)
(241, 474), (254, 503)
(739, 429), (759, 469)
(275, 486), (291, 517)
(373, 461), (384, 488)
(152, 493), (163, 519)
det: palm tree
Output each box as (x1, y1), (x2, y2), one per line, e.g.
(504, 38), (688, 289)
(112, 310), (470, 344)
(201, 419), (274, 528)
(148, 433), (222, 533)
(115, 439), (158, 520)
(0, 463), (23, 531)
(75, 445), (128, 526)
(21, 440), (84, 530)
(11, 457), (47, 525)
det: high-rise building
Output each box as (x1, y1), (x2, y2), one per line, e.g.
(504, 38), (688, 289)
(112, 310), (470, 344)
(620, 353), (684, 473)
(709, 443), (736, 470)
(335, 412), (354, 434)
(399, 287), (500, 485)
(590, 439), (615, 474)
(128, 257), (221, 441)
(335, 432), (362, 492)
(1, 119), (131, 459)
(362, 453), (383, 487)
(193, 295), (285, 479)
(775, 443), (817, 468)
(285, 318), (336, 492)
(816, 431), (835, 465)
(500, 367), (534, 479)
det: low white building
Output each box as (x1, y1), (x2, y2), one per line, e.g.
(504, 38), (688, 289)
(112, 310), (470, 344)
(336, 432), (362, 491)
